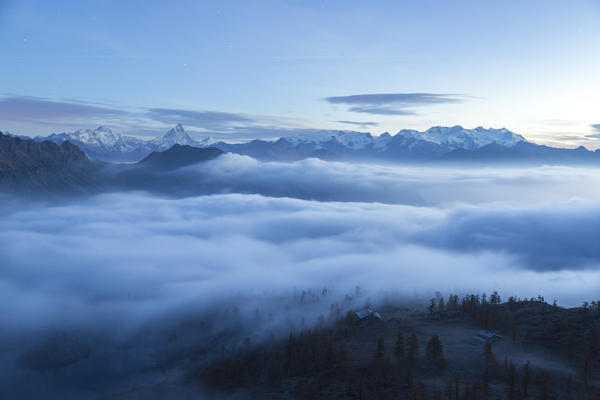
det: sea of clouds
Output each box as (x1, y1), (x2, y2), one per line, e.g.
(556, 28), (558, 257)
(1, 155), (600, 398)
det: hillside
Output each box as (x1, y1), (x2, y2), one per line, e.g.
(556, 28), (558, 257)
(199, 294), (600, 399)
(0, 132), (100, 193)
(138, 144), (224, 170)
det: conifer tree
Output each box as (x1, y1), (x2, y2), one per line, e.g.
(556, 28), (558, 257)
(438, 296), (446, 313)
(454, 376), (461, 400)
(483, 341), (496, 367)
(426, 335), (446, 372)
(428, 297), (437, 314)
(406, 364), (414, 387)
(394, 331), (405, 361)
(407, 332), (420, 362)
(565, 324), (575, 360)
(507, 360), (519, 400)
(540, 370), (550, 400)
(522, 361), (530, 397)
(482, 365), (489, 397)
(337, 343), (348, 377)
(566, 373), (573, 400)
(375, 337), (385, 361)
(426, 335), (443, 359)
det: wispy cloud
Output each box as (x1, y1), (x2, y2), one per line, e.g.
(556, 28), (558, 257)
(336, 120), (379, 127)
(0, 95), (302, 139)
(587, 124), (600, 139)
(0, 95), (127, 122)
(347, 106), (416, 115)
(146, 108), (253, 131)
(324, 93), (466, 115)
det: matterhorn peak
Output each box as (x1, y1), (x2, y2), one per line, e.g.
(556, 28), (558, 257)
(95, 126), (113, 133)
(150, 124), (196, 150)
(163, 124), (188, 137)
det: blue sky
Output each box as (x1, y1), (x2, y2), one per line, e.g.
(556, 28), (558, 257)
(1, 0), (599, 147)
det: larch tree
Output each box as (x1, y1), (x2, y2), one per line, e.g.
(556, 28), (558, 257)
(394, 331), (405, 361)
(407, 332), (420, 363)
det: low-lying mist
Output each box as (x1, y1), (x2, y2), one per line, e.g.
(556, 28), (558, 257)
(108, 153), (600, 205)
(1, 156), (600, 398)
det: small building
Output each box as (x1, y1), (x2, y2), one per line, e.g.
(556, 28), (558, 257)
(473, 330), (503, 342)
(355, 308), (382, 320)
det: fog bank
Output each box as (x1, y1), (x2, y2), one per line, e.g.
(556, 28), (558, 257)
(1, 160), (600, 398)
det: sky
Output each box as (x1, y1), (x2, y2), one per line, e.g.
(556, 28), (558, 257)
(1, 0), (600, 148)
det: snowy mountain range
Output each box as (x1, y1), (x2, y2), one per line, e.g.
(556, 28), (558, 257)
(284, 125), (525, 151)
(211, 126), (531, 162)
(31, 124), (600, 164)
(34, 124), (201, 162)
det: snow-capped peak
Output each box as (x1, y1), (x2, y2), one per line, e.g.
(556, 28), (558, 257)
(196, 136), (220, 146)
(286, 130), (373, 149)
(373, 132), (393, 150)
(95, 126), (113, 133)
(47, 126), (124, 149)
(395, 125), (526, 150)
(150, 124), (196, 150)
(282, 126), (525, 153)
(32, 124), (531, 162)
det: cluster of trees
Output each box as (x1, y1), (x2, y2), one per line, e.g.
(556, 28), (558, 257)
(202, 324), (599, 399)
(201, 292), (600, 399)
(202, 322), (449, 399)
(203, 326), (358, 397)
(428, 293), (599, 366)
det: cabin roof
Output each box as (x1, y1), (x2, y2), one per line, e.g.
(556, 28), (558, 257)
(355, 308), (382, 320)
(473, 330), (504, 342)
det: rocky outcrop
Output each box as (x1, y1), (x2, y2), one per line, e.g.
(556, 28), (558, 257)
(0, 132), (100, 193)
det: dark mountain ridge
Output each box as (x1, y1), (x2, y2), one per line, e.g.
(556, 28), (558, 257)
(0, 134), (228, 194)
(138, 144), (224, 170)
(209, 135), (600, 165)
(437, 141), (600, 165)
(0, 132), (100, 193)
